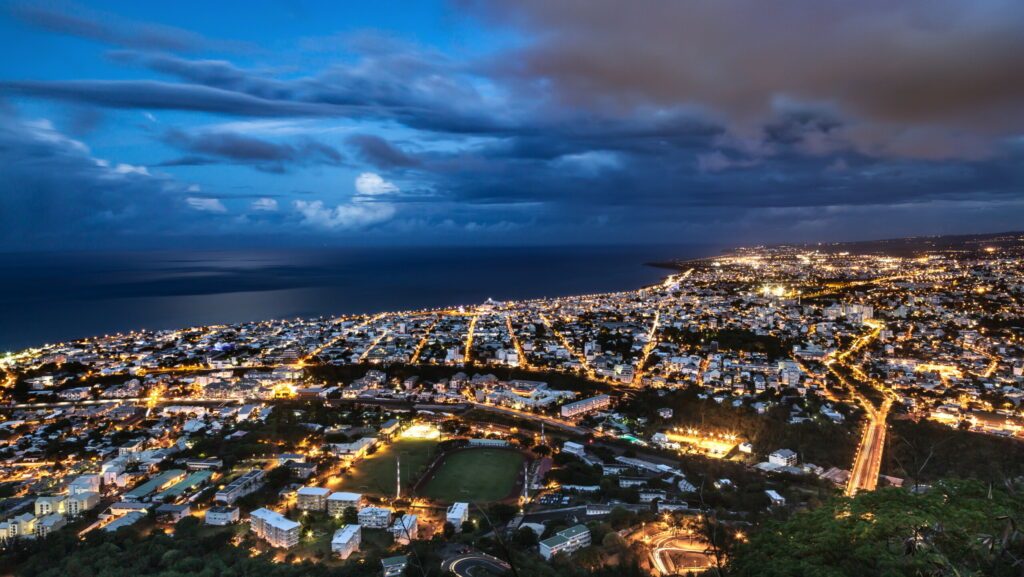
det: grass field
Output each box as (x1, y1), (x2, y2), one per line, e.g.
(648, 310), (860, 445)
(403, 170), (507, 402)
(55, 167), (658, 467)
(335, 439), (437, 496)
(420, 448), (525, 503)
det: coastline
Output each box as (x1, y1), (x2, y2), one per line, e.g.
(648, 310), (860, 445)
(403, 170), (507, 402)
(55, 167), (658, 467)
(1, 244), (718, 352)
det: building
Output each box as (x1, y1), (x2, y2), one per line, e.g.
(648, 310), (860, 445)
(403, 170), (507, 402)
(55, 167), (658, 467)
(185, 457), (224, 471)
(328, 492), (363, 517)
(205, 506), (240, 526)
(331, 524), (361, 559)
(67, 492), (100, 516)
(765, 489), (787, 508)
(768, 449), (798, 467)
(381, 555), (409, 577)
(156, 503), (191, 523)
(125, 469), (186, 501)
(446, 502), (469, 529)
(562, 441), (586, 457)
(389, 514), (418, 544)
(539, 524), (591, 560)
(35, 514), (65, 538)
(104, 511), (146, 533)
(296, 486), (331, 511)
(249, 508), (300, 549)
(561, 395), (611, 419)
(215, 470), (265, 504)
(34, 496), (66, 517)
(358, 506), (392, 529)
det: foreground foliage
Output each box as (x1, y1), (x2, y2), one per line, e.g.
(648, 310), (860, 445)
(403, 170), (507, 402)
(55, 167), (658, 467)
(729, 480), (1024, 577)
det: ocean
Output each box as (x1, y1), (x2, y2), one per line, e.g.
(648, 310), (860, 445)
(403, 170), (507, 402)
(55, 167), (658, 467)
(0, 244), (719, 351)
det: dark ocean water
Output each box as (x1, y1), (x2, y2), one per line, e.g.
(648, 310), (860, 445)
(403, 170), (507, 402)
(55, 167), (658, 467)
(0, 245), (720, 351)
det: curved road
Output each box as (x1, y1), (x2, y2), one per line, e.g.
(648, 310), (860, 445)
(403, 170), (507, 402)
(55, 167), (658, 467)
(442, 553), (510, 577)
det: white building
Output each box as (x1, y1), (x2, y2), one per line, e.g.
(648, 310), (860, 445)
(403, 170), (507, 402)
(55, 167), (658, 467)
(34, 496), (66, 517)
(296, 486), (331, 511)
(327, 492), (362, 517)
(357, 507), (392, 529)
(67, 492), (100, 516)
(215, 470), (265, 504)
(765, 489), (787, 508)
(562, 441), (586, 457)
(205, 506), (240, 526)
(249, 508), (300, 549)
(768, 449), (798, 467)
(331, 524), (361, 559)
(389, 514), (418, 544)
(446, 502), (469, 529)
(561, 395), (611, 418)
(539, 524), (591, 560)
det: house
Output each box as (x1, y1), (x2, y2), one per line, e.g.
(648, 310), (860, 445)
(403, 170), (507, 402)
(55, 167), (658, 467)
(296, 486), (331, 511)
(358, 507), (392, 529)
(327, 492), (363, 517)
(539, 524), (591, 560)
(446, 502), (469, 529)
(331, 524), (361, 559)
(205, 506), (240, 526)
(249, 508), (300, 549)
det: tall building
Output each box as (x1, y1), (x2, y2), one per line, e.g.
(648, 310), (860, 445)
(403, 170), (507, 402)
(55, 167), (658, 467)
(331, 524), (361, 559)
(296, 486), (331, 511)
(249, 508), (300, 549)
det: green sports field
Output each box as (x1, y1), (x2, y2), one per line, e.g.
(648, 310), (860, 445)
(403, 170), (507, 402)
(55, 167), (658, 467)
(336, 439), (437, 496)
(420, 448), (525, 503)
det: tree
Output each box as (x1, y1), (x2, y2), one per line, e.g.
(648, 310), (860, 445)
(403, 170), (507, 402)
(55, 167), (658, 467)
(443, 521), (456, 539)
(729, 480), (1024, 577)
(342, 506), (359, 525)
(512, 526), (538, 549)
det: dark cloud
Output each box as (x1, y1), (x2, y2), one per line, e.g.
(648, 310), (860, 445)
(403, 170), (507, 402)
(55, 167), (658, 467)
(161, 130), (344, 173)
(346, 134), (421, 169)
(467, 0), (1024, 159)
(0, 111), (214, 249)
(9, 2), (248, 52)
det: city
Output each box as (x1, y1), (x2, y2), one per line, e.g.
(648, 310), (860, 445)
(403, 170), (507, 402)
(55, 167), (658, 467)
(1, 232), (1022, 576)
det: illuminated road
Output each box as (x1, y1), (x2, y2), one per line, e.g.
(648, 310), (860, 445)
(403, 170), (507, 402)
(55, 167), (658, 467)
(442, 553), (509, 577)
(505, 314), (531, 369)
(467, 401), (590, 435)
(463, 313), (479, 364)
(825, 318), (893, 497)
(632, 308), (662, 387)
(646, 531), (716, 575)
(845, 399), (890, 496)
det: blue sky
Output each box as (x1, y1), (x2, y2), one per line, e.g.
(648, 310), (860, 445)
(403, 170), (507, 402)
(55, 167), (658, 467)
(1, 0), (1023, 250)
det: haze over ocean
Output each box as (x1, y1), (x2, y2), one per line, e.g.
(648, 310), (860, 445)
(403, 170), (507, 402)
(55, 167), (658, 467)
(0, 244), (718, 351)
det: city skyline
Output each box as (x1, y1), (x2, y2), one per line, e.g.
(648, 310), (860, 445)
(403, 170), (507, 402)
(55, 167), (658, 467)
(3, 0), (1024, 250)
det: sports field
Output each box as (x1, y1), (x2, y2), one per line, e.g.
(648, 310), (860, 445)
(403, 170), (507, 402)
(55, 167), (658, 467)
(420, 448), (525, 503)
(336, 439), (437, 496)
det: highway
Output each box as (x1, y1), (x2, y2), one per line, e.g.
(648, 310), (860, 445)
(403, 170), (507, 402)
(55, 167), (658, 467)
(845, 400), (890, 496)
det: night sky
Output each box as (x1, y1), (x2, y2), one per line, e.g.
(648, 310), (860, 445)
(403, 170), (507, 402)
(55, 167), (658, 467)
(1, 0), (1023, 250)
